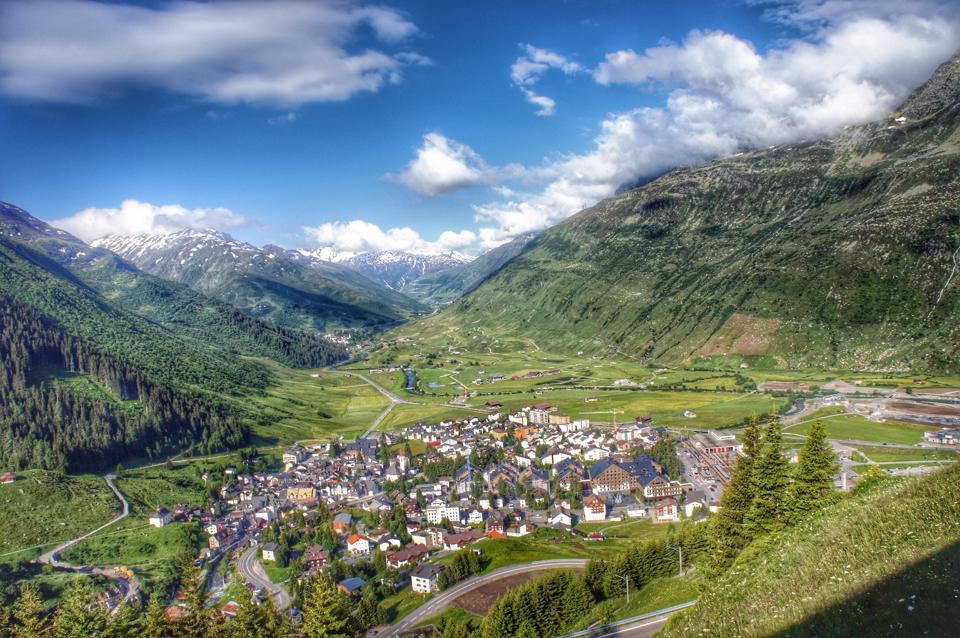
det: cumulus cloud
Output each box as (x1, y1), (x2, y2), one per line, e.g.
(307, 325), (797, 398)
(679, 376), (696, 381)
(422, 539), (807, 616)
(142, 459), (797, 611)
(511, 44), (582, 116)
(303, 219), (478, 255)
(0, 0), (426, 106)
(388, 133), (495, 197)
(474, 2), (960, 239)
(51, 200), (248, 242)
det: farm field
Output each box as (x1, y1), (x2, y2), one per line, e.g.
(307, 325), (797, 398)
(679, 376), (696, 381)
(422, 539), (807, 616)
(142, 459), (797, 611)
(466, 388), (786, 430)
(575, 519), (677, 541)
(377, 403), (482, 431)
(786, 413), (937, 444)
(0, 472), (119, 557)
(243, 360), (390, 444)
(852, 445), (959, 463)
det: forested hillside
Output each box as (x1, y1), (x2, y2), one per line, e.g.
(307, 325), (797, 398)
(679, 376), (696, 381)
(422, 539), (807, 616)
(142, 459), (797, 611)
(0, 296), (246, 470)
(412, 55), (960, 372)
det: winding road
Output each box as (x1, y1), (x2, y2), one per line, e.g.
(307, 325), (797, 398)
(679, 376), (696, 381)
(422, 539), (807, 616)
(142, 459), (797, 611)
(238, 544), (291, 610)
(386, 559), (589, 637)
(35, 473), (142, 609)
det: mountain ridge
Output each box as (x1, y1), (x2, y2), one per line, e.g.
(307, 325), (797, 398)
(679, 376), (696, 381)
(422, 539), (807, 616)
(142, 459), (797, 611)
(93, 228), (428, 333)
(402, 54), (960, 372)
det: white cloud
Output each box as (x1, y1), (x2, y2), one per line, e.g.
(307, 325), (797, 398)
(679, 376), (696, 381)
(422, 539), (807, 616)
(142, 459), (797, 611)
(511, 44), (581, 116)
(303, 219), (478, 255)
(388, 133), (494, 197)
(474, 3), (960, 239)
(51, 200), (248, 241)
(0, 0), (426, 106)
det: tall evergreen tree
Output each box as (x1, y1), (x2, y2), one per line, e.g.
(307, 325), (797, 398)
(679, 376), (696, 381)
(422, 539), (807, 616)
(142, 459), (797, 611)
(787, 420), (838, 521)
(302, 577), (353, 638)
(706, 417), (761, 575)
(745, 420), (791, 536)
(54, 580), (108, 638)
(12, 585), (46, 638)
(143, 592), (168, 638)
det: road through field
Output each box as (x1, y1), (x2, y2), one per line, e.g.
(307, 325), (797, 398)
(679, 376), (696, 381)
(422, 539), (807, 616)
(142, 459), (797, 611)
(35, 473), (142, 609)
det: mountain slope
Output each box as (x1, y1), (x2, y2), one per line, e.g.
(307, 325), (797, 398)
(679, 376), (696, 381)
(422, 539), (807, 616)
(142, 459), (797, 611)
(0, 202), (344, 368)
(94, 230), (427, 332)
(661, 464), (960, 637)
(403, 234), (536, 305)
(411, 55), (960, 372)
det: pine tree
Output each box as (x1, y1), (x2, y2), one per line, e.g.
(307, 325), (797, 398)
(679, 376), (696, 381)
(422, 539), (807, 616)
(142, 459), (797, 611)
(143, 592), (168, 638)
(745, 420), (791, 536)
(54, 580), (108, 638)
(561, 577), (594, 628)
(787, 420), (838, 521)
(12, 585), (47, 638)
(706, 416), (761, 576)
(516, 619), (538, 638)
(302, 577), (353, 638)
(173, 554), (211, 638)
(102, 602), (143, 638)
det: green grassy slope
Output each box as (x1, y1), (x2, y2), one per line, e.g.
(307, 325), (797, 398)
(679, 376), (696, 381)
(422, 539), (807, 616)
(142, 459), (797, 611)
(662, 463), (960, 638)
(407, 55), (960, 372)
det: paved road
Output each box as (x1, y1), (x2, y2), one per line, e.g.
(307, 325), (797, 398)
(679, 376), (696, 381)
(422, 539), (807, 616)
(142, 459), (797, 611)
(238, 545), (291, 610)
(386, 559), (588, 636)
(35, 474), (142, 609)
(588, 612), (676, 638)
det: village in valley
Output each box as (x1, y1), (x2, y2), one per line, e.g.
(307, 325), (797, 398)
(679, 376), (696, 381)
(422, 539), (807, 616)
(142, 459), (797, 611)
(147, 398), (739, 627)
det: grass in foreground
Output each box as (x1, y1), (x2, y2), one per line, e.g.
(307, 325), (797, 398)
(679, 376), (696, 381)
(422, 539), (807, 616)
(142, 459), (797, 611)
(661, 464), (960, 637)
(573, 574), (701, 629)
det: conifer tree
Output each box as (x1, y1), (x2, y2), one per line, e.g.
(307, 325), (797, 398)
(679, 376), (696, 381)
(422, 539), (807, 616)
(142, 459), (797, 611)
(102, 602), (143, 638)
(143, 592), (168, 638)
(705, 417), (762, 575)
(12, 585), (46, 638)
(787, 420), (838, 521)
(745, 420), (790, 536)
(302, 577), (353, 638)
(54, 580), (107, 638)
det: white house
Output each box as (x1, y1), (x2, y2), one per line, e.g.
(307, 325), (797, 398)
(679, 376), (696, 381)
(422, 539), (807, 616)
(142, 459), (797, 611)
(411, 563), (444, 594)
(583, 495), (607, 522)
(347, 534), (371, 556)
(655, 498), (680, 523)
(149, 508), (172, 528)
(583, 447), (610, 462)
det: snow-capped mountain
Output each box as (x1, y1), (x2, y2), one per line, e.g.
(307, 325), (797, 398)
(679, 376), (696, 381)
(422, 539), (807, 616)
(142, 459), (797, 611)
(340, 250), (472, 290)
(92, 229), (427, 331)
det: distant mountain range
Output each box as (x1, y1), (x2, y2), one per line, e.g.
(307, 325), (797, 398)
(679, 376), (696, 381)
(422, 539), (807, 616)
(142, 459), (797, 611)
(410, 54), (960, 372)
(93, 229), (428, 332)
(328, 250), (471, 291)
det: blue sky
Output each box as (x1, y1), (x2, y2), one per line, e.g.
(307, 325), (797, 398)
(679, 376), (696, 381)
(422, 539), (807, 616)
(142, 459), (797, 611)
(1, 0), (958, 255)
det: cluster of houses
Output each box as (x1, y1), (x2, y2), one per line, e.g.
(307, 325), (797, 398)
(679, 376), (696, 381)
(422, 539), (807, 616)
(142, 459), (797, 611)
(154, 403), (711, 598)
(924, 427), (960, 445)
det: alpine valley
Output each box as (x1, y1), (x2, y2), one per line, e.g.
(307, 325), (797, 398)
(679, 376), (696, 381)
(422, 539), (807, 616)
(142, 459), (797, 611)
(2, 8), (960, 638)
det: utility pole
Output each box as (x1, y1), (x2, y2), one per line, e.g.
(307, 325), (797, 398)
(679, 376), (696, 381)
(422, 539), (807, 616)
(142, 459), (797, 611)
(619, 574), (630, 602)
(679, 544), (683, 576)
